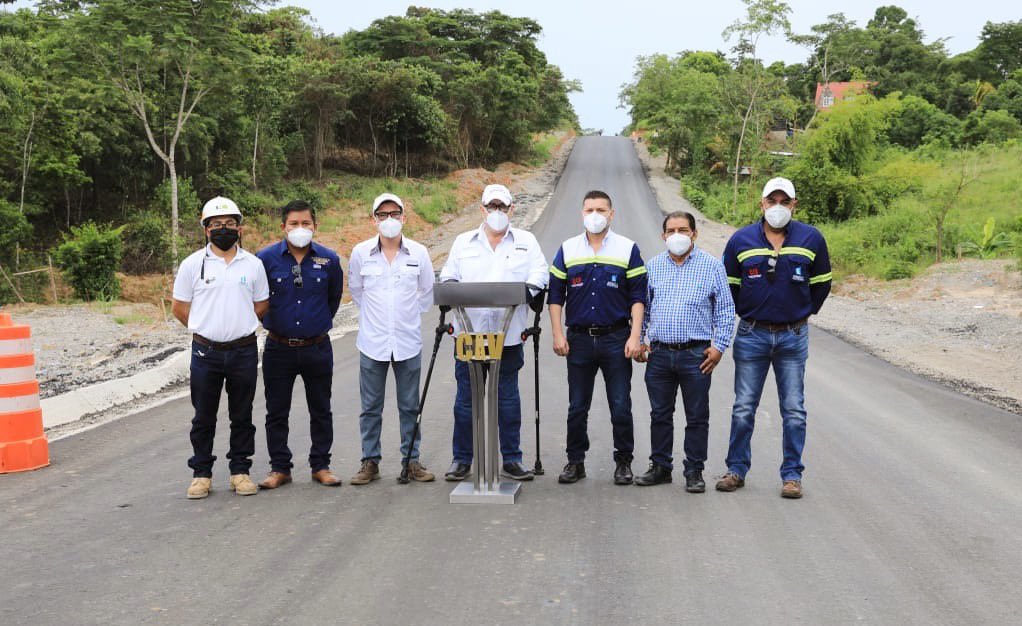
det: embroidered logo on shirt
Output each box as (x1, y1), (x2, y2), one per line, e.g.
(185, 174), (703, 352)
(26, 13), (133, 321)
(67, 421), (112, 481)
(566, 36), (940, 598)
(792, 265), (805, 282)
(747, 267), (762, 279)
(570, 276), (584, 288)
(312, 257), (330, 266)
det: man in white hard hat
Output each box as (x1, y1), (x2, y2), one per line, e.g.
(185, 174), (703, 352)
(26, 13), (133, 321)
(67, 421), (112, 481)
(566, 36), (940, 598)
(172, 196), (270, 500)
(347, 192), (436, 486)
(255, 200), (344, 490)
(439, 184), (548, 482)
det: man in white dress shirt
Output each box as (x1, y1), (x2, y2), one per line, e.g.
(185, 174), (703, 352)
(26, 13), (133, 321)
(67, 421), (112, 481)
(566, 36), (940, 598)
(348, 193), (436, 485)
(172, 196), (269, 500)
(439, 184), (548, 482)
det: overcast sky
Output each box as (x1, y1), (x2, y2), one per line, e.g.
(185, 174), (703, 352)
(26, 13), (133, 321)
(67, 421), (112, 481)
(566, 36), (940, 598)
(8, 1), (1019, 133)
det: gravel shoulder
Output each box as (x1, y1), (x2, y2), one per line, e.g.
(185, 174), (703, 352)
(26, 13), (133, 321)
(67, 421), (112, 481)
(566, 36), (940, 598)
(7, 134), (575, 403)
(636, 139), (1022, 414)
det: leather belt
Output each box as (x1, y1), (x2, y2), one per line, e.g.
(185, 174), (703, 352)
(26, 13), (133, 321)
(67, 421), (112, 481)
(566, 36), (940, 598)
(568, 320), (630, 337)
(651, 340), (710, 351)
(267, 332), (329, 347)
(192, 333), (257, 350)
(743, 318), (808, 331)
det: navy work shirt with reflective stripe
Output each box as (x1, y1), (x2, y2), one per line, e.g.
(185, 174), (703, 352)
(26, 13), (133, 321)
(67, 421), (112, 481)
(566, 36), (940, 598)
(721, 219), (832, 324)
(257, 239), (343, 338)
(548, 231), (647, 328)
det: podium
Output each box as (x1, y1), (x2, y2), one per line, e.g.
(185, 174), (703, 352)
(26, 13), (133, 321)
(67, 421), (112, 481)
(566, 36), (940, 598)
(434, 281), (529, 504)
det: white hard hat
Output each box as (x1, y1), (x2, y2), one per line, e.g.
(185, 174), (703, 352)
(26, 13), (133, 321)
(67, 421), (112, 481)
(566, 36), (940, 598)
(200, 196), (242, 226)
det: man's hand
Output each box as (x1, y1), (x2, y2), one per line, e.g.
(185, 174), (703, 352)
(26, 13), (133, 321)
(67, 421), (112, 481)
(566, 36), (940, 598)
(624, 335), (643, 360)
(527, 287), (546, 314)
(700, 346), (723, 375)
(552, 334), (569, 357)
(633, 343), (650, 363)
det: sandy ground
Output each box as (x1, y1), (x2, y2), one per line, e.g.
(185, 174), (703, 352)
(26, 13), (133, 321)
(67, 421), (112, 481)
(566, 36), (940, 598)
(6, 134), (574, 400)
(636, 140), (1022, 414)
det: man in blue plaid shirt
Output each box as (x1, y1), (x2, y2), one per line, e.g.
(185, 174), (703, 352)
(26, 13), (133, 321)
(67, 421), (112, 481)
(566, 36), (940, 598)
(635, 211), (735, 489)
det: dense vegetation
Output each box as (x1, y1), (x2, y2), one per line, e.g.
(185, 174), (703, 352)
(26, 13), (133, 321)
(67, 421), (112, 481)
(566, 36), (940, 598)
(0, 1), (578, 300)
(620, 1), (1022, 279)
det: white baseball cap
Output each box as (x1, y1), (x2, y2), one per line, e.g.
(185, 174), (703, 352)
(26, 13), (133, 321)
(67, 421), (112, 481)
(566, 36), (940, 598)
(372, 192), (404, 214)
(762, 177), (796, 199)
(481, 184), (513, 207)
(200, 196), (242, 225)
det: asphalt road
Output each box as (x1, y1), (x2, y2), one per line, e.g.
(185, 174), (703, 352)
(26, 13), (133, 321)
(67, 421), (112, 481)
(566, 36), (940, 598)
(3, 136), (1022, 625)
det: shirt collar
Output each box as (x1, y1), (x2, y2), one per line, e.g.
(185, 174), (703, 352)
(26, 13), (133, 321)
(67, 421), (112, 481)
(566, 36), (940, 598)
(205, 243), (248, 259)
(370, 236), (409, 256)
(472, 223), (515, 244)
(583, 228), (614, 248)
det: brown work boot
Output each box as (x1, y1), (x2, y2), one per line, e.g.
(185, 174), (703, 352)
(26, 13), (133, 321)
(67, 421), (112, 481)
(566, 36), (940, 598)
(715, 472), (745, 492)
(782, 480), (803, 499)
(229, 474), (258, 496)
(187, 477), (212, 499)
(311, 468), (342, 487)
(405, 461), (435, 482)
(258, 471), (292, 490)
(350, 460), (380, 485)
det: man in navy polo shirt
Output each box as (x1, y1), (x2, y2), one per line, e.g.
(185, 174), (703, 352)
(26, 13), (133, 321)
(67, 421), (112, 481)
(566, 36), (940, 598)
(547, 190), (647, 485)
(716, 177), (832, 499)
(256, 200), (344, 489)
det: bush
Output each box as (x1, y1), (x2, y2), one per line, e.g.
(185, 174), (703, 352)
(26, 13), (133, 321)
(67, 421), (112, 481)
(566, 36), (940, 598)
(152, 176), (201, 224)
(121, 210), (170, 274)
(53, 222), (124, 300)
(0, 199), (33, 265)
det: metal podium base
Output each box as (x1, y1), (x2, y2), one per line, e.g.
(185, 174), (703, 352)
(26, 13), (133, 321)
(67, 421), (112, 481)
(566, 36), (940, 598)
(449, 481), (521, 504)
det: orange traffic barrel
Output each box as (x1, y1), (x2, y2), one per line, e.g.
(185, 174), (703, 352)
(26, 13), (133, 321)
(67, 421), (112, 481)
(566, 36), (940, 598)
(0, 312), (49, 473)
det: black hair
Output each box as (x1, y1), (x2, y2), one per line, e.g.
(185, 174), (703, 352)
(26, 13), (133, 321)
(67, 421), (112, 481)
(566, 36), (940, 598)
(662, 211), (696, 232)
(281, 199), (316, 224)
(583, 190), (612, 207)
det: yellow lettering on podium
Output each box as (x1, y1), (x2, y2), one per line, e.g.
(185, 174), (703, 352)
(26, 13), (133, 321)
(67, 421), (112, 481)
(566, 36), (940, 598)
(455, 333), (505, 361)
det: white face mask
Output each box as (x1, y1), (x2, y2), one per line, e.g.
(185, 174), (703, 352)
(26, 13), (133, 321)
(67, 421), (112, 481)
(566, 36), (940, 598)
(377, 217), (402, 239)
(764, 205), (792, 229)
(666, 233), (692, 257)
(286, 227), (314, 248)
(583, 212), (608, 235)
(485, 209), (510, 232)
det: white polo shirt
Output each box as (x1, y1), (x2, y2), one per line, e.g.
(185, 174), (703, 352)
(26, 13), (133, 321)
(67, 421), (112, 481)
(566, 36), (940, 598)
(348, 235), (435, 362)
(173, 244), (270, 342)
(439, 225), (548, 346)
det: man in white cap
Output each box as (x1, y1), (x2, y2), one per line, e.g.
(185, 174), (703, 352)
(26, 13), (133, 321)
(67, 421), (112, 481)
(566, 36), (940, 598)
(347, 192), (436, 485)
(172, 196), (270, 499)
(439, 184), (548, 481)
(716, 177), (832, 499)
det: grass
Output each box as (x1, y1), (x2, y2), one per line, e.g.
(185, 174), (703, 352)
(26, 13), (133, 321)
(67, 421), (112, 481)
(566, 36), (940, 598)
(527, 132), (561, 166)
(681, 142), (1022, 280)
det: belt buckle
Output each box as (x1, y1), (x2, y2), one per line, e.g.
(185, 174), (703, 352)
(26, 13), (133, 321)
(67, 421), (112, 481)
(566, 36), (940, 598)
(588, 327), (600, 337)
(287, 337), (302, 347)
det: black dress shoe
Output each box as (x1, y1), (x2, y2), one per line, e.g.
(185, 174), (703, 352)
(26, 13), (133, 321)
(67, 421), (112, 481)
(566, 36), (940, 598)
(558, 462), (585, 484)
(614, 461), (633, 485)
(444, 462), (471, 482)
(685, 471), (706, 493)
(501, 462), (535, 481)
(634, 463), (672, 486)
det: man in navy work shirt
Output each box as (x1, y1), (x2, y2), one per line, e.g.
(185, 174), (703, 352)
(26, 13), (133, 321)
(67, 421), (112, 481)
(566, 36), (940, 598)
(635, 211), (734, 489)
(548, 190), (647, 486)
(716, 177), (832, 499)
(172, 196), (269, 500)
(256, 200), (344, 489)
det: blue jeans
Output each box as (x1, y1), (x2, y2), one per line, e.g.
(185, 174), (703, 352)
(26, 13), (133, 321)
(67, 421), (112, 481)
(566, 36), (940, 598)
(452, 344), (524, 464)
(644, 343), (711, 473)
(565, 327), (634, 463)
(262, 337), (334, 473)
(188, 340), (258, 477)
(358, 352), (422, 463)
(725, 321), (809, 481)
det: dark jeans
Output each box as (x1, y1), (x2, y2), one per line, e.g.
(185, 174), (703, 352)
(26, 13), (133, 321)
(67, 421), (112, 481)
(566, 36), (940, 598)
(452, 344), (524, 464)
(262, 338), (334, 473)
(188, 340), (258, 477)
(643, 344), (712, 473)
(565, 327), (634, 463)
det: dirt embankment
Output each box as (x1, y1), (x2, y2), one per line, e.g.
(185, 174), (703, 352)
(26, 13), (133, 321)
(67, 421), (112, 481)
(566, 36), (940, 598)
(636, 140), (1022, 414)
(7, 133), (576, 400)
